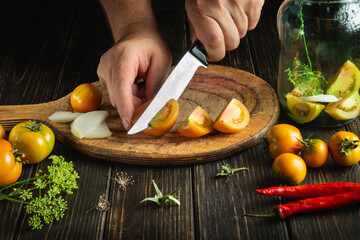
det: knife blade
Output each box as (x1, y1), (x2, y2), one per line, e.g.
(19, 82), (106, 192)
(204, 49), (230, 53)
(128, 40), (208, 135)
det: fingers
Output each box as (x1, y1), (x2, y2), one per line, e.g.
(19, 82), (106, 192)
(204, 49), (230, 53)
(186, 0), (264, 61)
(244, 0), (264, 30)
(98, 47), (138, 130)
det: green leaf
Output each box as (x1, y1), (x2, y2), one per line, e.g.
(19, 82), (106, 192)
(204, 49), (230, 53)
(152, 180), (163, 198)
(140, 181), (180, 207)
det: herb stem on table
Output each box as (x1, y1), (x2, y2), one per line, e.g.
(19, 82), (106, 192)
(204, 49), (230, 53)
(216, 164), (248, 177)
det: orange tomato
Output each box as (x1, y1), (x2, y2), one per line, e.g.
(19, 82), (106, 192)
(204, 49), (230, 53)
(272, 153), (307, 185)
(0, 124), (5, 139)
(300, 139), (328, 168)
(328, 131), (360, 166)
(70, 83), (102, 113)
(0, 139), (23, 187)
(267, 124), (303, 159)
(132, 99), (179, 136)
(177, 106), (213, 137)
(213, 98), (250, 133)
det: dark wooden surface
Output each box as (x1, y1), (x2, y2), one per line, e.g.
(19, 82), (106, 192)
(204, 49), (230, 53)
(0, 0), (359, 239)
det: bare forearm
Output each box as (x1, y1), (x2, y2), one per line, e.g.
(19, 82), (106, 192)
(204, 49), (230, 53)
(99, 0), (156, 42)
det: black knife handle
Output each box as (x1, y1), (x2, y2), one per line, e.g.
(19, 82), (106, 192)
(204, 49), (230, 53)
(190, 39), (208, 67)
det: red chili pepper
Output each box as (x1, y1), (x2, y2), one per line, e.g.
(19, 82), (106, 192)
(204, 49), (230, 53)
(256, 182), (360, 198)
(245, 190), (360, 219)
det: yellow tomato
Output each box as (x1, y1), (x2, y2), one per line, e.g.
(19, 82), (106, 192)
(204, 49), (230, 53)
(0, 124), (5, 139)
(267, 124), (303, 159)
(70, 83), (102, 113)
(272, 153), (307, 185)
(0, 139), (23, 187)
(328, 131), (360, 166)
(9, 120), (55, 164)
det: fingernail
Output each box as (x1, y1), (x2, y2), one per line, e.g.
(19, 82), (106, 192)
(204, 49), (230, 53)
(122, 117), (130, 130)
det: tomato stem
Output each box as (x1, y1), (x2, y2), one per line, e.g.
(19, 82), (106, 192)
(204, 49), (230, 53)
(341, 138), (359, 156)
(10, 145), (26, 163)
(22, 120), (43, 132)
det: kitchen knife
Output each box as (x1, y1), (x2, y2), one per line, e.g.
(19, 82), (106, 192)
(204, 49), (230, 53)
(128, 40), (208, 135)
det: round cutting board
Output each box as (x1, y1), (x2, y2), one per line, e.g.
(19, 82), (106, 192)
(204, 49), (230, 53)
(0, 65), (279, 165)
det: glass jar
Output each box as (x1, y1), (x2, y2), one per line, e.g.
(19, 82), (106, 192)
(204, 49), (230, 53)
(277, 0), (360, 127)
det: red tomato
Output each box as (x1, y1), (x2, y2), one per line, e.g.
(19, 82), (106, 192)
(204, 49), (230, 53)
(177, 106), (213, 137)
(0, 124), (5, 139)
(213, 98), (250, 133)
(132, 99), (179, 136)
(328, 131), (360, 166)
(272, 153), (307, 185)
(0, 139), (23, 187)
(70, 83), (102, 113)
(9, 120), (55, 164)
(267, 124), (303, 158)
(300, 139), (329, 168)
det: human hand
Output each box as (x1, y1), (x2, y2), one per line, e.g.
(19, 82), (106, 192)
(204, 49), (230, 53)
(185, 0), (264, 61)
(97, 22), (172, 130)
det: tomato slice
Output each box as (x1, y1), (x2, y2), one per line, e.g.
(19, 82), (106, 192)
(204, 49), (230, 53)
(132, 99), (179, 136)
(213, 98), (250, 133)
(177, 106), (213, 137)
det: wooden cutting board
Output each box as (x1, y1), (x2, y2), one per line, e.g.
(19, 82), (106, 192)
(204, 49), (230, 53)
(0, 65), (279, 166)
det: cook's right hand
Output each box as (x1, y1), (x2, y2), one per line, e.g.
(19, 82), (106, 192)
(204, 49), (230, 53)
(97, 22), (172, 130)
(185, 0), (264, 61)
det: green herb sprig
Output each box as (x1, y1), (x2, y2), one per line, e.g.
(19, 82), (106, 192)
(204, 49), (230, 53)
(140, 180), (180, 207)
(216, 164), (248, 177)
(0, 155), (79, 230)
(285, 0), (327, 96)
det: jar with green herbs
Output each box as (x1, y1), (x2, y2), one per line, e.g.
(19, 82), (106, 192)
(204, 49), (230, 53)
(277, 0), (360, 127)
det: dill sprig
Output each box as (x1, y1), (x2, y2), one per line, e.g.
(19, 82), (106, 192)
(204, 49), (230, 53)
(285, 0), (327, 96)
(286, 59), (327, 96)
(0, 155), (79, 230)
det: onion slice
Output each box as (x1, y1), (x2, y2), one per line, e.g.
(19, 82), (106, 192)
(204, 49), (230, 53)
(71, 111), (109, 139)
(48, 111), (83, 123)
(300, 94), (340, 103)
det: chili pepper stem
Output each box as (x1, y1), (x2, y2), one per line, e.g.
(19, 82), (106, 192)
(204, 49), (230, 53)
(244, 208), (282, 219)
(244, 213), (276, 218)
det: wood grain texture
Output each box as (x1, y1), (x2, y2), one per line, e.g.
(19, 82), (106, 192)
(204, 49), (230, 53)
(0, 65), (279, 165)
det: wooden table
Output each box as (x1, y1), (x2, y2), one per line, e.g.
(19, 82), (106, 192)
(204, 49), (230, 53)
(1, 0), (360, 239)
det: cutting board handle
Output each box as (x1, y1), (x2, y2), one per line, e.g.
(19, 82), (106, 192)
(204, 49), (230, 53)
(0, 95), (70, 131)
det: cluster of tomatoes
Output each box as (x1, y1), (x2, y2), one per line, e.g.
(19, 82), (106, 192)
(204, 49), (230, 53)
(0, 83), (100, 188)
(133, 98), (250, 137)
(0, 120), (55, 188)
(267, 124), (360, 185)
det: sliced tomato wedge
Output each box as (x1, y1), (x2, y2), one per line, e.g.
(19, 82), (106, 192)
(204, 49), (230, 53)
(177, 106), (213, 137)
(213, 98), (250, 133)
(132, 99), (179, 136)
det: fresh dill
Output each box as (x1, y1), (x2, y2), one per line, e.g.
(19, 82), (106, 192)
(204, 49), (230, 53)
(0, 155), (79, 230)
(285, 0), (327, 96)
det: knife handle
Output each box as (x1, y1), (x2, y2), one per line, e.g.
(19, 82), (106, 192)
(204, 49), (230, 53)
(190, 39), (208, 67)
